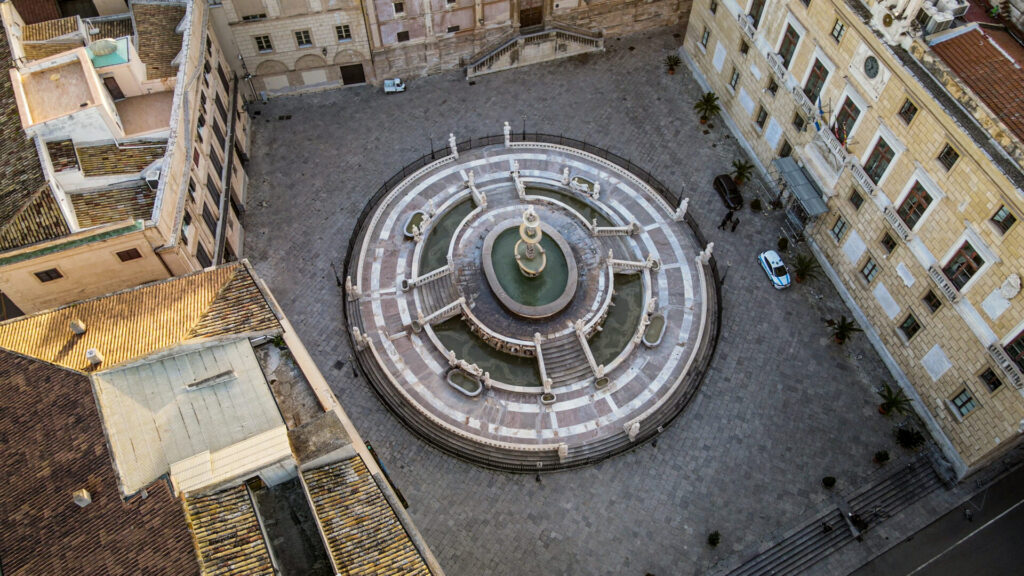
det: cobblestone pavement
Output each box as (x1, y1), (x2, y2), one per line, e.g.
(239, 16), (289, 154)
(244, 27), (920, 576)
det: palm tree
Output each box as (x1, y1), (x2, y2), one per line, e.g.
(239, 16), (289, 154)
(876, 383), (912, 416)
(731, 159), (754, 185)
(829, 315), (862, 344)
(664, 54), (682, 74)
(793, 253), (821, 283)
(693, 92), (721, 124)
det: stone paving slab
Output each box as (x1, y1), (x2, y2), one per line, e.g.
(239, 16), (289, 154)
(244, 26), (931, 576)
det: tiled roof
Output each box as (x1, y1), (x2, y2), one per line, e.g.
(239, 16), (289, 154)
(304, 457), (432, 576)
(46, 139), (78, 171)
(133, 2), (186, 80)
(0, 25), (67, 251)
(11, 0), (61, 25)
(76, 143), (166, 176)
(70, 181), (156, 228)
(0, 349), (200, 576)
(88, 17), (135, 40)
(0, 262), (280, 372)
(931, 28), (1024, 145)
(184, 485), (276, 576)
(22, 40), (82, 61)
(21, 16), (78, 41)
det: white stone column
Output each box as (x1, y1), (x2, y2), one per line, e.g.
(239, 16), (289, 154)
(449, 133), (458, 159)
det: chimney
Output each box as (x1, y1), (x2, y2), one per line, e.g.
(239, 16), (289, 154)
(86, 348), (103, 366)
(70, 319), (87, 335)
(73, 488), (92, 507)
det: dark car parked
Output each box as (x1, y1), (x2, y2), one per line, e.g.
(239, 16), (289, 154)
(713, 174), (743, 210)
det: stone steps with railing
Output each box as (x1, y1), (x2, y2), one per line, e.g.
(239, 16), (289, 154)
(416, 274), (459, 317)
(542, 333), (593, 386)
(466, 25), (604, 79)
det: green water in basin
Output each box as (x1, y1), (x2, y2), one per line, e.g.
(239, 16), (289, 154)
(421, 198), (474, 272)
(526, 187), (613, 227)
(492, 228), (568, 307)
(433, 318), (540, 386)
(589, 274), (644, 366)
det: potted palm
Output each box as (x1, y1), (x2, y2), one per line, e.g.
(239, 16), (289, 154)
(829, 315), (862, 344)
(731, 159), (754, 185)
(876, 382), (912, 416)
(664, 53), (682, 74)
(793, 253), (821, 283)
(693, 91), (721, 124)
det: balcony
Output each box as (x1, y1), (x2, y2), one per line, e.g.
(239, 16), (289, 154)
(766, 51), (787, 82)
(816, 126), (847, 165)
(849, 160), (877, 196)
(927, 265), (961, 303)
(987, 344), (1024, 390)
(791, 85), (815, 119)
(737, 13), (756, 40)
(882, 206), (912, 241)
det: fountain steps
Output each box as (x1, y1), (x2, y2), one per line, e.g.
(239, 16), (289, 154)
(599, 235), (635, 261)
(542, 335), (593, 386)
(417, 274), (459, 317)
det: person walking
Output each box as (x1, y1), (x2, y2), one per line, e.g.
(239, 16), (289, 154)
(717, 210), (735, 230)
(730, 218), (740, 232)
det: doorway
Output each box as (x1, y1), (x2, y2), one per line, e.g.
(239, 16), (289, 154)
(103, 76), (125, 101)
(339, 64), (366, 85)
(519, 6), (543, 28)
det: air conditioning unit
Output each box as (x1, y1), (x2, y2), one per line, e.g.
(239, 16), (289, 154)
(917, 6), (954, 35)
(937, 0), (969, 18)
(142, 159), (162, 191)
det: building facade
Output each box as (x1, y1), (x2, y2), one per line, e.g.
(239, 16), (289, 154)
(0, 0), (250, 315)
(683, 0), (1024, 476)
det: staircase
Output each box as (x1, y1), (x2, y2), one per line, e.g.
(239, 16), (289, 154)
(541, 333), (592, 386)
(466, 25), (604, 79)
(415, 274), (459, 317)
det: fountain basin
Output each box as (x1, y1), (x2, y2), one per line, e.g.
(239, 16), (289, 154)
(643, 313), (666, 348)
(447, 369), (483, 397)
(482, 222), (578, 319)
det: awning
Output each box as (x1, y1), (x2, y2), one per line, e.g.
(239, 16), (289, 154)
(773, 157), (829, 217)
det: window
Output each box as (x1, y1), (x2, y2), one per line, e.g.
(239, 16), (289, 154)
(943, 241), (984, 290)
(922, 290), (942, 313)
(899, 313), (920, 339)
(447, 25), (460, 33)
(397, 30), (410, 42)
(193, 149), (200, 167)
(991, 205), (1016, 233)
(979, 368), (1003, 392)
(116, 248), (143, 262)
(393, 1), (404, 14)
(242, 13), (267, 21)
(217, 64), (229, 92)
(897, 182), (931, 229)
(202, 203), (218, 236)
(34, 268), (63, 282)
(755, 106), (768, 129)
(197, 243), (213, 268)
(207, 174), (222, 207)
(336, 24), (352, 41)
(863, 138), (894, 183)
(255, 35), (273, 52)
(880, 232), (897, 254)
(830, 19), (846, 42)
(700, 26), (710, 48)
(728, 67), (740, 90)
(740, 40), (749, 55)
(800, 0), (810, 6)
(951, 389), (977, 417)
(792, 112), (805, 131)
(1007, 331), (1024, 372)
(937, 144), (959, 171)
(831, 216), (848, 241)
(767, 78), (778, 96)
(187, 177), (196, 201)
(861, 257), (879, 282)
(294, 30), (313, 48)
(447, 0), (456, 4)
(779, 140), (792, 158)
(210, 152), (223, 178)
(833, 97), (861, 145)
(709, 0), (718, 13)
(898, 99), (918, 124)
(849, 189), (864, 210)
(803, 59), (828, 103)
(215, 94), (228, 123)
(749, 0), (766, 27)
(778, 25), (800, 68)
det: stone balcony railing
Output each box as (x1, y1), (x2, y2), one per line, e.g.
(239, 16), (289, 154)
(737, 13), (756, 40)
(927, 265), (961, 303)
(766, 51), (788, 82)
(987, 343), (1024, 390)
(816, 125), (847, 165)
(792, 85), (816, 119)
(849, 160), (877, 196)
(882, 206), (912, 241)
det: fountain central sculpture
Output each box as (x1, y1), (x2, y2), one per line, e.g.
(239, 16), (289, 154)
(515, 206), (546, 277)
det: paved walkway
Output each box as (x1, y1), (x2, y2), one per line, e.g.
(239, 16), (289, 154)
(245, 27), (923, 576)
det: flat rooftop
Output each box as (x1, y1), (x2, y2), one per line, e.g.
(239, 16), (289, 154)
(116, 90), (173, 136)
(18, 58), (93, 125)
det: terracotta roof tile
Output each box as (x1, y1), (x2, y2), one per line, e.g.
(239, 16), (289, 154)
(11, 0), (61, 25)
(70, 181), (156, 228)
(0, 186), (70, 251)
(21, 16), (78, 41)
(76, 143), (166, 176)
(303, 457), (432, 576)
(22, 40), (82, 60)
(184, 485), (276, 576)
(87, 17), (135, 40)
(190, 267), (281, 338)
(0, 262), (280, 372)
(46, 139), (78, 171)
(931, 28), (1024, 144)
(133, 2), (186, 80)
(0, 349), (200, 576)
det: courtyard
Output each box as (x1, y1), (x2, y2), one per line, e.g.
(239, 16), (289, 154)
(244, 27), (929, 575)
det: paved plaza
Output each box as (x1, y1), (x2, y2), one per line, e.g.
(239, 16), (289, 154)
(245, 27), (932, 575)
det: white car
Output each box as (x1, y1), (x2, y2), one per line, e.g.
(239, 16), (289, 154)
(757, 250), (791, 289)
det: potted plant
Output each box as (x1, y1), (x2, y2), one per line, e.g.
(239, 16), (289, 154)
(793, 253), (821, 283)
(876, 382), (912, 416)
(731, 159), (754, 185)
(830, 315), (862, 344)
(707, 530), (721, 547)
(778, 237), (789, 252)
(750, 198), (762, 212)
(664, 53), (682, 74)
(873, 450), (890, 464)
(822, 476), (836, 489)
(895, 426), (926, 450)
(693, 91), (721, 124)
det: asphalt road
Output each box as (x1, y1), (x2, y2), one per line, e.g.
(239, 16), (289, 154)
(852, 465), (1024, 576)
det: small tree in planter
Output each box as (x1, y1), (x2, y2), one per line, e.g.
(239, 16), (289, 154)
(664, 53), (682, 74)
(731, 159), (755, 185)
(895, 426), (926, 450)
(777, 236), (789, 252)
(793, 253), (821, 283)
(694, 92), (721, 124)
(707, 531), (721, 547)
(822, 476), (837, 489)
(873, 450), (890, 464)
(876, 382), (912, 416)
(829, 315), (862, 345)
(750, 198), (763, 212)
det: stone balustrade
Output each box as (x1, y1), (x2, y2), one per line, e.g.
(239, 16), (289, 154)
(816, 125), (847, 166)
(849, 160), (877, 196)
(791, 85), (816, 119)
(766, 51), (788, 82)
(927, 265), (961, 303)
(987, 343), (1024, 390)
(882, 206), (912, 241)
(401, 265), (451, 291)
(737, 13), (756, 40)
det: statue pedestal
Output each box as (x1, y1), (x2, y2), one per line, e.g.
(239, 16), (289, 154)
(515, 240), (546, 277)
